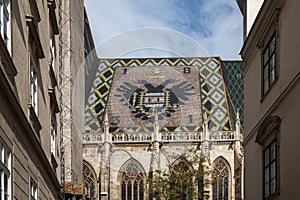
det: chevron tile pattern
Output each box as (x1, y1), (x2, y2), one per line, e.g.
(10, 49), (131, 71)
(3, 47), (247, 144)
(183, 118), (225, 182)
(85, 58), (242, 133)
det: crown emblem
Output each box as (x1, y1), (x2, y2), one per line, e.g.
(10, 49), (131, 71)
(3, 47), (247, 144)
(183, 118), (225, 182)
(144, 68), (166, 80)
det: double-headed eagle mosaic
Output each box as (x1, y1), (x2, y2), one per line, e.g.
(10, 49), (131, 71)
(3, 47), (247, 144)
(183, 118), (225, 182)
(115, 79), (195, 122)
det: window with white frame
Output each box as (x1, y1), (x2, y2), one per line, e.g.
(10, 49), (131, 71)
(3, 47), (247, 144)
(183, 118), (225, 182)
(0, 0), (11, 50)
(30, 54), (38, 114)
(0, 138), (11, 200)
(30, 178), (37, 200)
(49, 29), (55, 71)
(50, 111), (56, 156)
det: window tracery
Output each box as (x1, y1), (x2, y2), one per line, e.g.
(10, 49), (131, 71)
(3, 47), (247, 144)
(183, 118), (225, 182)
(212, 157), (230, 200)
(120, 159), (145, 200)
(83, 161), (97, 200)
(170, 159), (194, 200)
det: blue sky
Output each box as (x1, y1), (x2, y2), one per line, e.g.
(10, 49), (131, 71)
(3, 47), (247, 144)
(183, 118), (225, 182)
(84, 0), (243, 59)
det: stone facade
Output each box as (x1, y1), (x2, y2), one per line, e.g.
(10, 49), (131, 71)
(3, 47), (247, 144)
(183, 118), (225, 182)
(0, 0), (62, 199)
(0, 0), (86, 199)
(83, 58), (244, 199)
(238, 0), (300, 199)
(59, 0), (85, 198)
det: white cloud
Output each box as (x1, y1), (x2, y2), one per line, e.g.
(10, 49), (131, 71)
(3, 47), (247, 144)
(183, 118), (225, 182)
(85, 0), (243, 59)
(94, 28), (207, 58)
(191, 1), (243, 59)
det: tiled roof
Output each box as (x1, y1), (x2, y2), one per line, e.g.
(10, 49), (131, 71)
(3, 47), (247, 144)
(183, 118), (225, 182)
(221, 61), (244, 129)
(85, 57), (243, 133)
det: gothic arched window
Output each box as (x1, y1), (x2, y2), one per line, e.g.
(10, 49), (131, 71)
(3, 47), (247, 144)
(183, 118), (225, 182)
(212, 157), (230, 200)
(170, 159), (194, 200)
(120, 159), (145, 200)
(83, 160), (97, 200)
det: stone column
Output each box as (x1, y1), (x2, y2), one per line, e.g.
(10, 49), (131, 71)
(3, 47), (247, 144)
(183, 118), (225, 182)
(202, 112), (211, 200)
(234, 109), (244, 200)
(151, 114), (161, 171)
(150, 114), (161, 199)
(100, 113), (110, 200)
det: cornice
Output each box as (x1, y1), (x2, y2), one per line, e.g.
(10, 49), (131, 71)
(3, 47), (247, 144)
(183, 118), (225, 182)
(240, 0), (285, 68)
(255, 116), (281, 145)
(26, 15), (45, 59)
(243, 71), (300, 145)
(236, 0), (245, 16)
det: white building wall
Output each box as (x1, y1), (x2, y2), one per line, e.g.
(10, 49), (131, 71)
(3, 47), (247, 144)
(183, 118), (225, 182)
(247, 0), (264, 35)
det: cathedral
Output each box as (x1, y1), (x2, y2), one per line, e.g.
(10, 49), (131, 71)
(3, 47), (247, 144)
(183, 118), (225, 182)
(82, 57), (244, 200)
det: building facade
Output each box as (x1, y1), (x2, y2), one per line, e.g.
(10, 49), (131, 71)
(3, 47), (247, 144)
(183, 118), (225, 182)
(0, 0), (86, 199)
(59, 0), (85, 199)
(238, 0), (300, 199)
(0, 0), (62, 199)
(82, 57), (244, 199)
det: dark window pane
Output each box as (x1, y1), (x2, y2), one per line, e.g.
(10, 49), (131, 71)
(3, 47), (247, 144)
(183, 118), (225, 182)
(264, 167), (269, 184)
(264, 49), (269, 65)
(127, 182), (132, 200)
(264, 148), (269, 167)
(218, 179), (223, 200)
(3, 12), (8, 45)
(263, 66), (269, 79)
(0, 171), (2, 197)
(270, 55), (276, 83)
(122, 183), (126, 200)
(270, 54), (275, 70)
(265, 183), (270, 198)
(270, 141), (276, 161)
(224, 178), (228, 200)
(271, 178), (276, 194)
(270, 69), (276, 84)
(213, 181), (217, 200)
(262, 34), (277, 94)
(270, 163), (276, 178)
(270, 37), (276, 54)
(4, 173), (8, 192)
(264, 81), (269, 94)
(134, 182), (138, 200)
(139, 183), (144, 200)
(263, 140), (277, 199)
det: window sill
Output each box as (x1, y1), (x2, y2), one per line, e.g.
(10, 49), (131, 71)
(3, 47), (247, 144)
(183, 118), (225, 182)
(27, 103), (42, 137)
